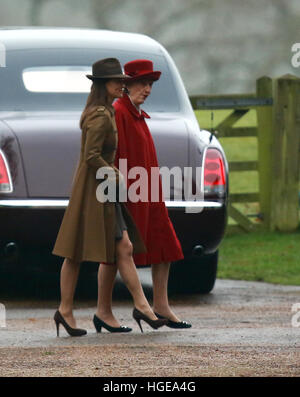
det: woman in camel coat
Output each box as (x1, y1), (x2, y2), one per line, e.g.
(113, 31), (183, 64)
(52, 99), (145, 264)
(52, 58), (167, 336)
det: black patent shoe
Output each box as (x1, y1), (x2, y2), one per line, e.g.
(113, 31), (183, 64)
(93, 314), (132, 333)
(132, 308), (168, 333)
(154, 312), (192, 329)
(54, 310), (87, 337)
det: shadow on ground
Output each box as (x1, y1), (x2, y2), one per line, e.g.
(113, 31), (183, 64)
(0, 267), (157, 301)
(0, 248), (157, 301)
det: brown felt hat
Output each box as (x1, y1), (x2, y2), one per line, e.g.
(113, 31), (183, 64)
(86, 58), (131, 81)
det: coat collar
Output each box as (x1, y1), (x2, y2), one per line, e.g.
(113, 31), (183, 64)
(118, 94), (150, 119)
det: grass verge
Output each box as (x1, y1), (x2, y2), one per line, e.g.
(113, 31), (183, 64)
(218, 230), (300, 285)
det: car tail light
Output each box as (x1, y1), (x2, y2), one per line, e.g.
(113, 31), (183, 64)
(203, 148), (226, 196)
(0, 149), (13, 193)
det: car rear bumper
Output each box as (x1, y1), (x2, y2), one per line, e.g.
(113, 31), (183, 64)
(0, 199), (222, 209)
(0, 199), (227, 256)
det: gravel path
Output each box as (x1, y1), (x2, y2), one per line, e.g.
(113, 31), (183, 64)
(0, 277), (299, 377)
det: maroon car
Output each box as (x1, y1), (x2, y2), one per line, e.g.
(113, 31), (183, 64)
(0, 28), (228, 295)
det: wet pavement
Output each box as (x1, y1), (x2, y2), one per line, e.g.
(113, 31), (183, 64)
(1, 271), (300, 348)
(1, 272), (300, 377)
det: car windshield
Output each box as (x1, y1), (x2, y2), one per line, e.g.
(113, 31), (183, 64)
(0, 48), (180, 112)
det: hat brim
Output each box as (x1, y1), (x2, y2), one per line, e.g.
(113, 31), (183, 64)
(126, 71), (161, 82)
(86, 74), (131, 81)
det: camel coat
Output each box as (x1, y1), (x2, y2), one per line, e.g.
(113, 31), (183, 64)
(52, 105), (146, 263)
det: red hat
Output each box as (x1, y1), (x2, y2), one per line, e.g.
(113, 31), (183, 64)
(124, 59), (161, 81)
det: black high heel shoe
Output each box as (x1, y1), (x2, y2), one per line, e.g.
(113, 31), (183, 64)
(132, 308), (168, 333)
(154, 312), (192, 329)
(93, 314), (132, 333)
(54, 310), (87, 337)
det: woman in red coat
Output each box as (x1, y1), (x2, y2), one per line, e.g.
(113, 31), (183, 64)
(98, 60), (191, 329)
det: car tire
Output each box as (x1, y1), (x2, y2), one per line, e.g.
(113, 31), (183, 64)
(168, 250), (218, 294)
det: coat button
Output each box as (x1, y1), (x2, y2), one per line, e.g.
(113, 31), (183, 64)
(97, 106), (105, 112)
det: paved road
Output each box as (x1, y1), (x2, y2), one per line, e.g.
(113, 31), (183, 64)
(1, 272), (300, 347)
(0, 274), (300, 376)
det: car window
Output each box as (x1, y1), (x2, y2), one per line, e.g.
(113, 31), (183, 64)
(22, 66), (92, 93)
(0, 48), (180, 112)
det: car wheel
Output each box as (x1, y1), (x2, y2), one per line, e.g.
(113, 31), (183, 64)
(168, 250), (218, 294)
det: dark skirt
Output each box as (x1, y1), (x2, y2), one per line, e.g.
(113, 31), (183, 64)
(115, 202), (127, 240)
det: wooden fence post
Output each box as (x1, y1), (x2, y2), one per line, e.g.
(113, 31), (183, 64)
(272, 74), (300, 231)
(191, 81), (300, 234)
(256, 76), (274, 230)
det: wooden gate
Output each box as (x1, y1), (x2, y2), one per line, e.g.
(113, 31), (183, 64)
(190, 74), (300, 233)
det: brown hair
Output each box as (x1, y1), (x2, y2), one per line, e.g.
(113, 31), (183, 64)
(79, 79), (109, 129)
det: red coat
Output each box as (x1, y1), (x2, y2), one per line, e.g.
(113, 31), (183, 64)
(114, 94), (184, 266)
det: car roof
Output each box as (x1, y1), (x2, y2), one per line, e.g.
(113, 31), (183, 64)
(0, 27), (163, 55)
